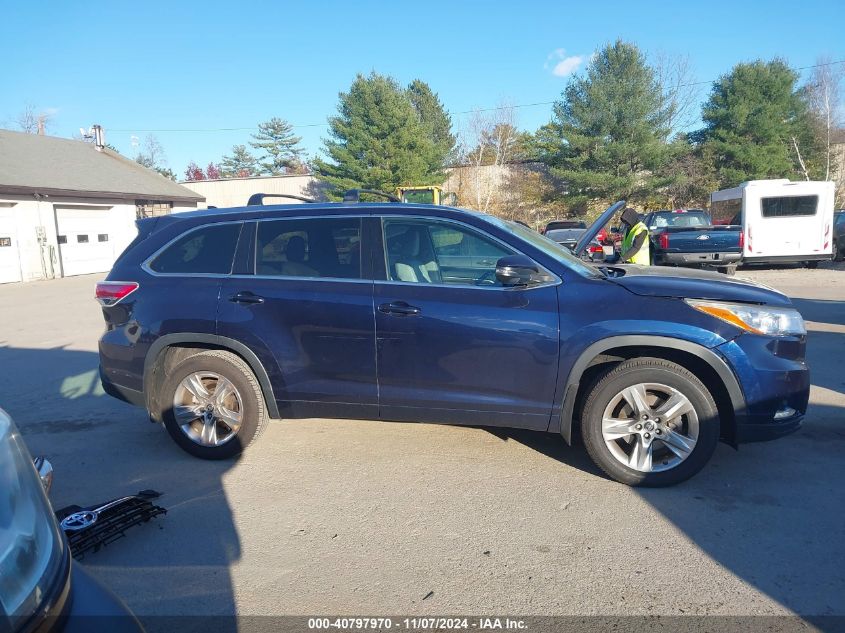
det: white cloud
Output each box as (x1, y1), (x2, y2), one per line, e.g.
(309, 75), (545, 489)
(552, 56), (584, 77)
(544, 49), (584, 77)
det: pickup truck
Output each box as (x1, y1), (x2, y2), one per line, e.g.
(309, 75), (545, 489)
(644, 209), (742, 274)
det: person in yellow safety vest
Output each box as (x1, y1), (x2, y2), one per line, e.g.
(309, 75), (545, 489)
(619, 207), (650, 265)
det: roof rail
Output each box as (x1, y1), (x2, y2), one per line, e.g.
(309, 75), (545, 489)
(342, 189), (400, 203)
(246, 193), (317, 206)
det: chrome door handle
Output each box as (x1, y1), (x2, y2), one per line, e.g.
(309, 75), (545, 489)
(378, 301), (421, 316)
(229, 291), (265, 305)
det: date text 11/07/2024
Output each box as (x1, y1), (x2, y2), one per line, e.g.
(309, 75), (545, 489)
(307, 617), (528, 630)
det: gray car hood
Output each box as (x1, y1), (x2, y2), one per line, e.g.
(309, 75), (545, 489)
(606, 264), (792, 307)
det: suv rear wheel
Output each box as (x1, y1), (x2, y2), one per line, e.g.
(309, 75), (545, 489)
(580, 357), (720, 486)
(160, 350), (267, 459)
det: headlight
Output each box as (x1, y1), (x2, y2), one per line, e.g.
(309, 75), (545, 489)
(685, 299), (806, 336)
(0, 408), (65, 629)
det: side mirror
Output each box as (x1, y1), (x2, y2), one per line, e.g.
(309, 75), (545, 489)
(495, 255), (553, 287)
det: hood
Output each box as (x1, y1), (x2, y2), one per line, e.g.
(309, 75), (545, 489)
(607, 265), (792, 306)
(574, 200), (626, 255)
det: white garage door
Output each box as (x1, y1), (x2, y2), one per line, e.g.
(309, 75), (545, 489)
(0, 210), (22, 284)
(56, 207), (116, 277)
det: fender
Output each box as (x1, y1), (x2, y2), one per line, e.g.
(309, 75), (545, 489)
(144, 333), (281, 419)
(556, 335), (746, 444)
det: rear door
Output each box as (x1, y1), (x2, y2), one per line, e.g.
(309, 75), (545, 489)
(217, 214), (377, 420)
(745, 183), (834, 258)
(375, 216), (560, 430)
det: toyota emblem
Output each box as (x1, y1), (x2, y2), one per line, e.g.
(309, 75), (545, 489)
(60, 511), (98, 531)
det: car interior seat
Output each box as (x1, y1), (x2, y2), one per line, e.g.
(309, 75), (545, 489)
(280, 235), (319, 277)
(386, 225), (441, 283)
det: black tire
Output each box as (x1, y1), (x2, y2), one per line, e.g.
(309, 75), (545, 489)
(717, 264), (737, 276)
(833, 240), (843, 262)
(580, 357), (720, 487)
(159, 350), (268, 459)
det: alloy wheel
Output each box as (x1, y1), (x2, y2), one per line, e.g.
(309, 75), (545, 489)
(601, 382), (699, 472)
(172, 371), (243, 447)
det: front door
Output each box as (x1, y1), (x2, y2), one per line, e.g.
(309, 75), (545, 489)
(375, 217), (560, 430)
(217, 216), (377, 420)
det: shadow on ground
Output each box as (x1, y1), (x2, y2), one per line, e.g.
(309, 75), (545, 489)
(0, 345), (240, 633)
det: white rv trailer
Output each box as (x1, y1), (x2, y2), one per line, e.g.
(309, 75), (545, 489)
(710, 179), (835, 266)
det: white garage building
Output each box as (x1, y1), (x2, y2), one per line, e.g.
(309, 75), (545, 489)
(0, 129), (204, 283)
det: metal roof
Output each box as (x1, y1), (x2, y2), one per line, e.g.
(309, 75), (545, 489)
(0, 129), (204, 202)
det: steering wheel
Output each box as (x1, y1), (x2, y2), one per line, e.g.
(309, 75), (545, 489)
(475, 270), (497, 286)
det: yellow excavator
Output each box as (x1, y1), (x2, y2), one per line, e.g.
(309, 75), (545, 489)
(395, 186), (458, 206)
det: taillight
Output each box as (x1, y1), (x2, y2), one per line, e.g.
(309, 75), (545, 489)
(738, 231), (744, 250)
(659, 232), (670, 249)
(589, 244), (603, 253)
(95, 281), (139, 306)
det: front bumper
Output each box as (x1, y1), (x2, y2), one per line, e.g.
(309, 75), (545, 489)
(736, 412), (804, 442)
(716, 334), (810, 444)
(658, 251), (742, 266)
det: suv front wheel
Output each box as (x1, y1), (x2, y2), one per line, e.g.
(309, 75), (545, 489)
(160, 350), (268, 459)
(580, 357), (720, 486)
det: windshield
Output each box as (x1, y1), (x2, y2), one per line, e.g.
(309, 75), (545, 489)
(546, 228), (586, 241)
(648, 212), (710, 229)
(401, 189), (436, 204)
(483, 216), (603, 279)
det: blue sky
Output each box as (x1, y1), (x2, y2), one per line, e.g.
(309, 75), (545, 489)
(1, 0), (843, 176)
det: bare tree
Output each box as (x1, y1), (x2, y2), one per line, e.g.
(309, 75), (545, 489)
(135, 134), (167, 169)
(806, 56), (844, 181)
(456, 104), (521, 213)
(16, 104), (52, 134)
(653, 52), (701, 137)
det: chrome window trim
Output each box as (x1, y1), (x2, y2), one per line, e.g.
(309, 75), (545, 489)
(378, 215), (561, 291)
(141, 219), (246, 277)
(140, 212), (561, 291)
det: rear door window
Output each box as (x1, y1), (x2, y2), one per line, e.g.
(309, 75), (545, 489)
(761, 196), (818, 218)
(256, 217), (362, 279)
(149, 223), (242, 274)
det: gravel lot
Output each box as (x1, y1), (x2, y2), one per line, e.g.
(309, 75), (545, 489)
(1, 262), (843, 628)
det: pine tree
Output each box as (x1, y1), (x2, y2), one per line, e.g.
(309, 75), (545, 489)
(250, 118), (304, 175)
(542, 40), (672, 210)
(696, 59), (819, 187)
(407, 79), (456, 167)
(314, 73), (443, 198)
(221, 145), (259, 178)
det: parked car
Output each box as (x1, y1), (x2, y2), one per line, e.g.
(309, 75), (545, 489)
(644, 209), (742, 274)
(834, 210), (844, 261)
(98, 197), (809, 487)
(541, 219), (586, 234)
(0, 408), (143, 633)
(545, 227), (606, 261)
(710, 179), (835, 267)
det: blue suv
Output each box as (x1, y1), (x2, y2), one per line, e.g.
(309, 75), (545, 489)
(96, 197), (810, 486)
